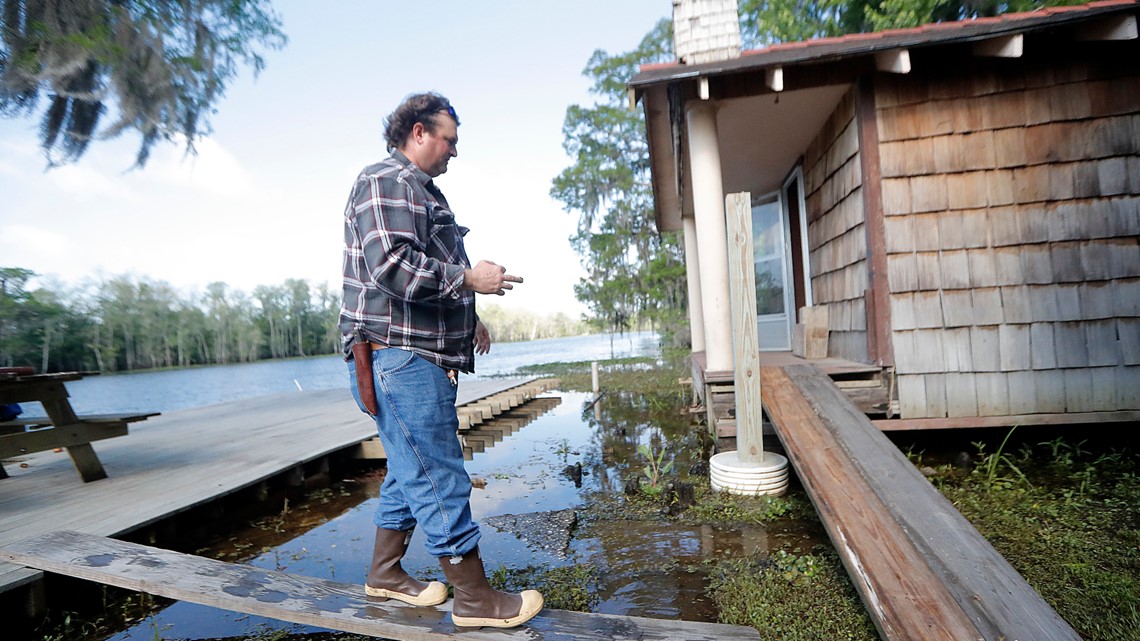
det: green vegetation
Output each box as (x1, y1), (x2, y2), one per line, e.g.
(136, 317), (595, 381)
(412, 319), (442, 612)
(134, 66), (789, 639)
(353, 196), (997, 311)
(707, 552), (879, 640)
(1, 0), (287, 167)
(552, 20), (688, 345)
(0, 267), (339, 372)
(928, 433), (1140, 641)
(0, 268), (588, 373)
(490, 564), (601, 612)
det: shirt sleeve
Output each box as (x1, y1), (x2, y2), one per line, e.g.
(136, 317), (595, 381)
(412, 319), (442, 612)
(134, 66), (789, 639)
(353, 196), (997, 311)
(352, 174), (467, 304)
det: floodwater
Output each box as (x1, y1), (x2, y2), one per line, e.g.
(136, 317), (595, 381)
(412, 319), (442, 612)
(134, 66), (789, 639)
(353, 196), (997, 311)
(104, 386), (824, 640)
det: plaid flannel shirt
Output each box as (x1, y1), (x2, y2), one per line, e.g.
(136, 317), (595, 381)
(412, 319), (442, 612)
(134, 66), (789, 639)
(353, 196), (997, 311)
(339, 150), (476, 372)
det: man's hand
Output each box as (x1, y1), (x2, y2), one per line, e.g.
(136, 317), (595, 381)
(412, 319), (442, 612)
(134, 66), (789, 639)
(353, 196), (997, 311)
(464, 260), (523, 295)
(474, 320), (491, 355)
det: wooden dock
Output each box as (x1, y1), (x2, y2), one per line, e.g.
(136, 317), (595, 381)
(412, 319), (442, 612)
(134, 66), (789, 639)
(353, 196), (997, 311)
(0, 377), (555, 604)
(761, 363), (1081, 641)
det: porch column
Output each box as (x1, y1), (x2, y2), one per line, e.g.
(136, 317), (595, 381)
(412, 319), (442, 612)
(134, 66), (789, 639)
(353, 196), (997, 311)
(685, 102), (733, 372)
(682, 215), (706, 354)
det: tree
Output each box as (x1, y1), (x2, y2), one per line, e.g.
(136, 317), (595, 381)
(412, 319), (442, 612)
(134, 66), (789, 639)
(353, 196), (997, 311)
(552, 19), (688, 344)
(737, 0), (1088, 44)
(0, 0), (286, 167)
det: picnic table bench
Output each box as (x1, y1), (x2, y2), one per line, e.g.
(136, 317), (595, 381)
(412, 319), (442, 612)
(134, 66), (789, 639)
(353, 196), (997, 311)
(0, 368), (157, 482)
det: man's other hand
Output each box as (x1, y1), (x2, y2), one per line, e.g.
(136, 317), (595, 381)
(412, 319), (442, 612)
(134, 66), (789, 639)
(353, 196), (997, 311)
(474, 320), (491, 355)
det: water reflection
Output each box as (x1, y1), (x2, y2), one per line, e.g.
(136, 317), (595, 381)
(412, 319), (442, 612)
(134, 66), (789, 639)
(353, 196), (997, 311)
(105, 389), (813, 640)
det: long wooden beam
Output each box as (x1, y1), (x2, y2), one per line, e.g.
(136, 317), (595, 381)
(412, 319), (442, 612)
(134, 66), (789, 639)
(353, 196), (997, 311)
(764, 364), (1082, 641)
(1, 531), (759, 641)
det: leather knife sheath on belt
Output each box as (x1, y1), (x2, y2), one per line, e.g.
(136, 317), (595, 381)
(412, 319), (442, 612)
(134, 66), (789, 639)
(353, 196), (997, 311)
(352, 330), (378, 416)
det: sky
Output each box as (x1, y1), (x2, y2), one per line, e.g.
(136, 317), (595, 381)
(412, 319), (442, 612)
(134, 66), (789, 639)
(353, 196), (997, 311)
(0, 1), (671, 316)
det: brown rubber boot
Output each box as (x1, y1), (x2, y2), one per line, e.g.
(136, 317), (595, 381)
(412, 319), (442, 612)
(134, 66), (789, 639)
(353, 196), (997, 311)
(364, 528), (448, 606)
(438, 547), (543, 628)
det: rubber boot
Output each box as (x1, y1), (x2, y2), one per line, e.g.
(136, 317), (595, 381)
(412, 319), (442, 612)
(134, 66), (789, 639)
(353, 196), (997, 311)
(364, 528), (448, 606)
(438, 547), (543, 628)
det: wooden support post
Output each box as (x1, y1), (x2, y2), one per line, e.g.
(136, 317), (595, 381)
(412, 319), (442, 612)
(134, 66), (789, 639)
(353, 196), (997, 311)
(725, 192), (764, 463)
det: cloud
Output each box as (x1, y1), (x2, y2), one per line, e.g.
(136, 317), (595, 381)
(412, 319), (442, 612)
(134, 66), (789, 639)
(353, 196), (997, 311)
(140, 136), (256, 197)
(46, 163), (140, 201)
(0, 224), (89, 282)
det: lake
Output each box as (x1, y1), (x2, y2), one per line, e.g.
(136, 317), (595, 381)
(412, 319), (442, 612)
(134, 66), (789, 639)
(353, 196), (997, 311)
(22, 331), (660, 417)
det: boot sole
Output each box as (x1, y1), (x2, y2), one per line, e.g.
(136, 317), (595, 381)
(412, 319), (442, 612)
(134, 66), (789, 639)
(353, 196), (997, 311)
(364, 580), (448, 606)
(451, 590), (544, 628)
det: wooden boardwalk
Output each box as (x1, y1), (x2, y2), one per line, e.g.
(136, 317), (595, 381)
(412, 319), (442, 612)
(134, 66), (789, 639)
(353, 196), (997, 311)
(762, 363), (1081, 641)
(1, 531), (759, 640)
(0, 377), (552, 601)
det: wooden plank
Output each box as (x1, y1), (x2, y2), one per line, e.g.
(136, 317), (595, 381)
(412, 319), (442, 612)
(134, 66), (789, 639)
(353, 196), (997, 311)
(1035, 323), (1057, 369)
(895, 374), (928, 418)
(941, 290), (973, 328)
(1035, 370), (1067, 413)
(1000, 286), (1032, 323)
(970, 327), (1000, 372)
(769, 365), (1080, 641)
(0, 422), (128, 459)
(1, 531), (756, 641)
(1089, 367), (1118, 412)
(726, 191), (765, 462)
(1117, 366), (1140, 409)
(944, 373), (979, 417)
(1121, 318), (1140, 365)
(874, 410), (1140, 431)
(923, 374), (948, 418)
(1055, 322), (1090, 368)
(1086, 320), (1120, 367)
(939, 251), (970, 289)
(857, 75), (893, 364)
(999, 324), (1031, 371)
(973, 288), (1003, 326)
(760, 367), (982, 641)
(975, 373), (1010, 416)
(1006, 371), (1039, 414)
(1063, 368), (1095, 413)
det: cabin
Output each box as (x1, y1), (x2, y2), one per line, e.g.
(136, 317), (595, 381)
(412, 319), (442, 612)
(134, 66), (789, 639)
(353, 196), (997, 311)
(631, 0), (1140, 432)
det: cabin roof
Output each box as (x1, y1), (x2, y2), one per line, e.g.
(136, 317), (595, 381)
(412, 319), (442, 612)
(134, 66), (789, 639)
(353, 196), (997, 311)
(631, 0), (1138, 89)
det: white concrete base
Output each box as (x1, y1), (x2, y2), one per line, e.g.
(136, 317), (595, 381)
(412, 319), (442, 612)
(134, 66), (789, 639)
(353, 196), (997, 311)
(709, 451), (790, 496)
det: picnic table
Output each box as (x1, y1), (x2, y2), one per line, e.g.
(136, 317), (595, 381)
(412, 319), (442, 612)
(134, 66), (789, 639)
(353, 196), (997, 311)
(0, 368), (156, 482)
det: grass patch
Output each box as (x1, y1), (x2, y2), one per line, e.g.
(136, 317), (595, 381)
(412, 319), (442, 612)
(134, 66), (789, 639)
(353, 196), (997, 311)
(707, 550), (879, 641)
(929, 435), (1140, 641)
(489, 563), (600, 612)
(515, 346), (691, 397)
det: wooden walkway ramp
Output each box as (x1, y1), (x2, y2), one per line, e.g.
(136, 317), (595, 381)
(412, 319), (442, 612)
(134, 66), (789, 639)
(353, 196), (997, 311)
(0, 530), (760, 641)
(761, 363), (1080, 641)
(0, 377), (556, 601)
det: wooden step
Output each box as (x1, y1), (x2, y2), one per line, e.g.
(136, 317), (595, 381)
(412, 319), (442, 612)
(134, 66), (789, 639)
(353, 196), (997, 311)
(1, 531), (759, 641)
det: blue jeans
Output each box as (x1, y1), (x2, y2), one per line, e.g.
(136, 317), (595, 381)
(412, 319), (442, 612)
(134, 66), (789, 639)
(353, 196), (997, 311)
(348, 348), (480, 559)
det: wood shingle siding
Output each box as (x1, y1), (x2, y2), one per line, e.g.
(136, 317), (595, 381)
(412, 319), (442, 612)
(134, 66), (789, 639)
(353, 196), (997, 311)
(805, 88), (870, 363)
(876, 54), (1140, 418)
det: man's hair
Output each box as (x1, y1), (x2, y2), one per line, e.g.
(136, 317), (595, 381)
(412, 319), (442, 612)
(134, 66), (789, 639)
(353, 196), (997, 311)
(383, 92), (459, 151)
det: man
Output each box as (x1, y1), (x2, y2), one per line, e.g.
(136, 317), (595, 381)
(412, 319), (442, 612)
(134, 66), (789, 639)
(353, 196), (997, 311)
(339, 92), (543, 629)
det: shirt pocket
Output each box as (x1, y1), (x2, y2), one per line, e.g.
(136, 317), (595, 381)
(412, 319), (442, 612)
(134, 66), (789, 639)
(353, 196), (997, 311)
(427, 206), (461, 258)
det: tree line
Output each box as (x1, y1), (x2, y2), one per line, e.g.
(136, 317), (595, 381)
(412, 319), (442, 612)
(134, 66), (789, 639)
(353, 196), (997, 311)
(0, 267), (589, 374)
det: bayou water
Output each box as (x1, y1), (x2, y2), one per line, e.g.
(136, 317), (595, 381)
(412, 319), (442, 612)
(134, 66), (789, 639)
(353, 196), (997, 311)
(86, 332), (822, 640)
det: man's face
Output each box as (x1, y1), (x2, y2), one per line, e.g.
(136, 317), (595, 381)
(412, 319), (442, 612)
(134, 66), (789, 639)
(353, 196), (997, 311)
(416, 115), (458, 177)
